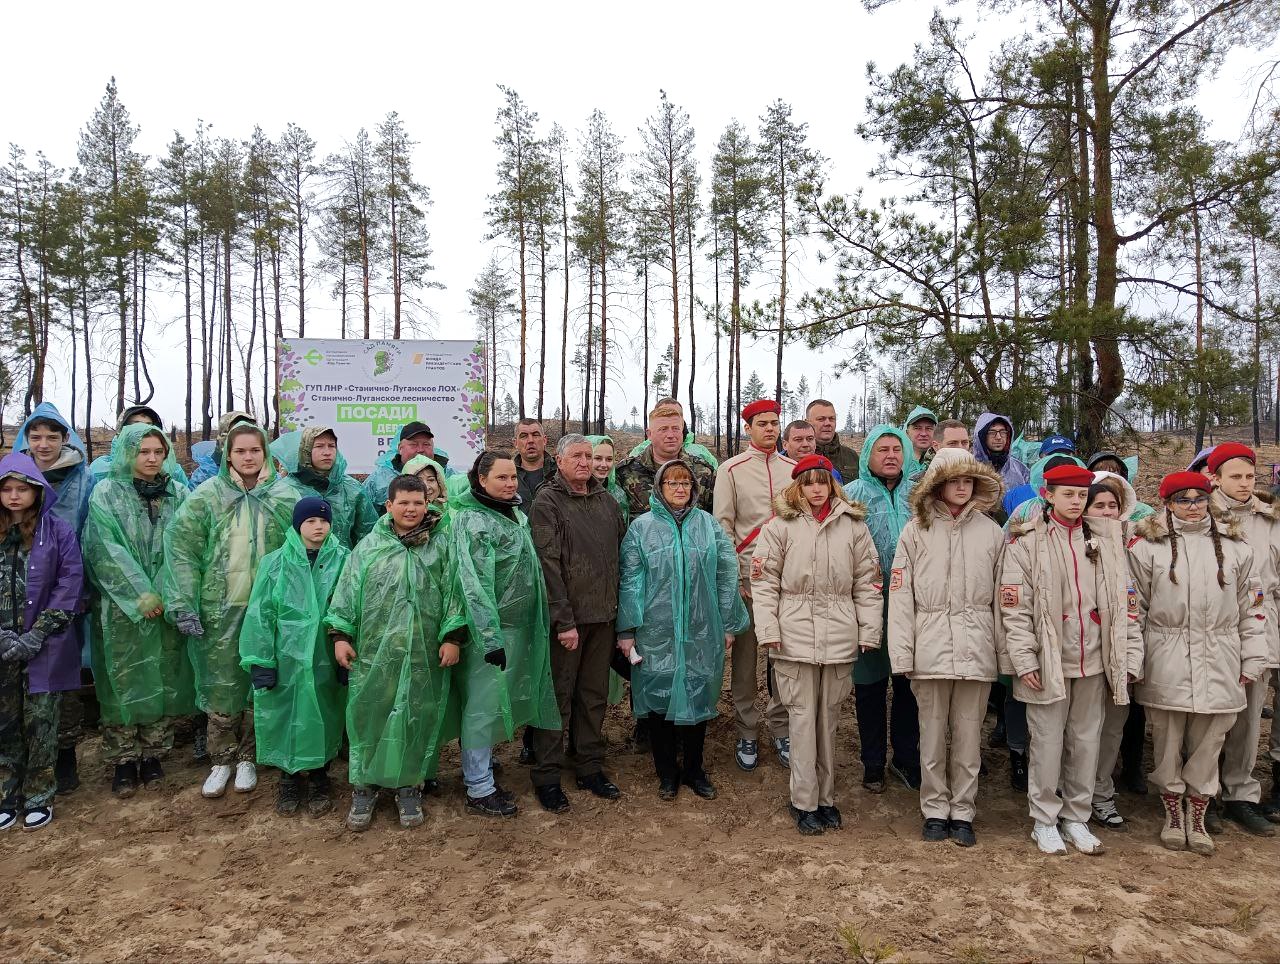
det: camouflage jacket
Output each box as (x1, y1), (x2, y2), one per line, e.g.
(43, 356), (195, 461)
(613, 447), (716, 518)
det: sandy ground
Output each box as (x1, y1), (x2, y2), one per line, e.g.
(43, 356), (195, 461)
(4, 679), (1280, 964)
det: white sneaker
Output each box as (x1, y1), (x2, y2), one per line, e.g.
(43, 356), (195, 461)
(1031, 822), (1067, 855)
(234, 761), (258, 793)
(1060, 819), (1106, 855)
(202, 764), (233, 799)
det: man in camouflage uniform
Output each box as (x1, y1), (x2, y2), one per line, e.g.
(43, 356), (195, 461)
(614, 399), (715, 518)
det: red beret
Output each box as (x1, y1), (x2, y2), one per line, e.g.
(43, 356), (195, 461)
(1207, 442), (1255, 474)
(1159, 471), (1212, 500)
(791, 454), (834, 479)
(741, 399), (781, 423)
(1042, 464), (1094, 488)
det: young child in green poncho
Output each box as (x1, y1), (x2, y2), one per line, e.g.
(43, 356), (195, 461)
(239, 497), (349, 819)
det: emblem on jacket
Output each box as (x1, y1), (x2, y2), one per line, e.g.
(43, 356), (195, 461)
(1000, 585), (1020, 608)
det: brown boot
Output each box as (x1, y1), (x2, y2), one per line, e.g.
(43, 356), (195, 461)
(1159, 793), (1186, 850)
(1185, 795), (1214, 855)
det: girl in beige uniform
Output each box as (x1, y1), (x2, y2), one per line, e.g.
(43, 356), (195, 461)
(888, 449), (1004, 848)
(1128, 471), (1269, 854)
(998, 464), (1143, 857)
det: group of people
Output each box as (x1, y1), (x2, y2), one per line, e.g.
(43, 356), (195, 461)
(1, 397), (1277, 860)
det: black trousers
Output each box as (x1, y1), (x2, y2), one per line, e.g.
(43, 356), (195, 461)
(647, 713), (707, 782)
(853, 674), (919, 771)
(1120, 701), (1146, 773)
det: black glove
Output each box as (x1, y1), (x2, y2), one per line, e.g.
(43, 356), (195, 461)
(250, 665), (278, 690)
(484, 648), (507, 671)
(335, 665), (349, 686)
(176, 613), (205, 638)
(2, 631), (44, 663)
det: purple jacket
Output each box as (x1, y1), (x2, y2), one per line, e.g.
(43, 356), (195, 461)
(0, 452), (85, 693)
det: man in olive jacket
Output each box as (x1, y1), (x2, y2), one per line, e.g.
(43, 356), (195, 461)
(528, 434), (628, 813)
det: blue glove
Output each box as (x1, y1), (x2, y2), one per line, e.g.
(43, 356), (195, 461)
(250, 665), (278, 690)
(176, 613), (204, 638)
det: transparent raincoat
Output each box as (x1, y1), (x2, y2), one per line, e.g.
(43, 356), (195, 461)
(270, 428), (378, 548)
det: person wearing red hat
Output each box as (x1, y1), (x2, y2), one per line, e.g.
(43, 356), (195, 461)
(752, 455), (881, 834)
(999, 462), (1142, 856)
(713, 400), (796, 771)
(1128, 471), (1269, 853)
(1206, 444), (1280, 833)
(888, 449), (1005, 847)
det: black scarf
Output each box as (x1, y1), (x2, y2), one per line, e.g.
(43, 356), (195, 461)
(293, 464), (331, 493)
(133, 474), (171, 523)
(471, 484), (520, 520)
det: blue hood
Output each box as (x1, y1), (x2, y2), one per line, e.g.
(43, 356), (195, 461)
(15, 402), (87, 459)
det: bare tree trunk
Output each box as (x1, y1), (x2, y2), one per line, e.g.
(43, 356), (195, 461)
(537, 221), (548, 420)
(560, 166), (570, 437)
(642, 260), (650, 421)
(1251, 231), (1262, 447)
(686, 212), (697, 434)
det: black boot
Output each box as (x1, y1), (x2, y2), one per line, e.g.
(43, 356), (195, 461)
(55, 746), (80, 795)
(111, 762), (139, 798)
(1223, 800), (1276, 837)
(1263, 762), (1280, 824)
(275, 773), (302, 817)
(1009, 749), (1028, 793)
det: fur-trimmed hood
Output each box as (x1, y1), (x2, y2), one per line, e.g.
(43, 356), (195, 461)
(907, 451), (1002, 529)
(1133, 509), (1245, 544)
(772, 492), (868, 523)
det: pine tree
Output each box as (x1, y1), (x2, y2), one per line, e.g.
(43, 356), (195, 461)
(468, 256), (515, 436)
(276, 122), (318, 336)
(376, 112), (434, 339)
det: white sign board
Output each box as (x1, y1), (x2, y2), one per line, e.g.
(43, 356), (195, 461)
(277, 338), (487, 474)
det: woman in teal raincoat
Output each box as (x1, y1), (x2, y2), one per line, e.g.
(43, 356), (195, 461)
(160, 422), (293, 799)
(83, 424), (196, 798)
(443, 451), (560, 817)
(617, 459), (748, 801)
(239, 497), (348, 818)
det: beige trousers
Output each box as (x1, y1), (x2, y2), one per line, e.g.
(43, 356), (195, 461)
(1025, 674), (1105, 826)
(911, 678), (990, 822)
(1093, 695), (1129, 805)
(772, 659), (852, 812)
(731, 612), (789, 741)
(1149, 708), (1235, 798)
(1271, 671), (1280, 764)
(1221, 677), (1267, 803)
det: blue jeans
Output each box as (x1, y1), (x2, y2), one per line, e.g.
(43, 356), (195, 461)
(461, 746), (495, 799)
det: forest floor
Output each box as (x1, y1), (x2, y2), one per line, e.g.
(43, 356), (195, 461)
(3, 684), (1280, 963)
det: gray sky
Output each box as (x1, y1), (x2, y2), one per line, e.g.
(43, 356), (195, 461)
(6, 0), (1273, 433)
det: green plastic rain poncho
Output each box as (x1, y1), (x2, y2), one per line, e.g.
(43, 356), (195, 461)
(442, 486), (560, 749)
(160, 424), (293, 716)
(617, 461), (749, 724)
(87, 404), (190, 495)
(843, 424), (916, 684)
(901, 405), (939, 476)
(628, 432), (720, 470)
(238, 528), (349, 773)
(324, 512), (465, 788)
(271, 428), (378, 549)
(400, 454), (451, 508)
(83, 425), (196, 726)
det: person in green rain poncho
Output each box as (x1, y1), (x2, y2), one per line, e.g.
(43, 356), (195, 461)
(617, 459), (749, 801)
(586, 435), (629, 523)
(325, 474), (467, 832)
(270, 428), (378, 549)
(399, 454), (450, 508)
(901, 406), (938, 476)
(83, 424), (196, 799)
(239, 497), (348, 819)
(160, 422), (293, 801)
(442, 452), (561, 819)
(843, 425), (921, 793)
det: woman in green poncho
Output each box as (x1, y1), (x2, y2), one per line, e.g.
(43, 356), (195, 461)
(617, 459), (749, 801)
(444, 451), (561, 818)
(83, 424), (196, 798)
(325, 473), (467, 832)
(160, 422), (293, 801)
(400, 454), (449, 508)
(270, 428), (378, 548)
(239, 497), (348, 819)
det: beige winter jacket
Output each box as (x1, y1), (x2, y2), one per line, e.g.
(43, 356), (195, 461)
(751, 496), (882, 665)
(1128, 511), (1269, 714)
(997, 512), (1143, 705)
(888, 455), (1005, 681)
(1210, 488), (1280, 668)
(714, 446), (797, 582)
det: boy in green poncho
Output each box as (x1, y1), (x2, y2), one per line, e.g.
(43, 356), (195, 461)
(239, 497), (349, 819)
(325, 474), (467, 832)
(83, 424), (196, 799)
(160, 422), (293, 801)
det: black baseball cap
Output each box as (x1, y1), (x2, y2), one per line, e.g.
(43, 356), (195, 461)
(400, 421), (434, 441)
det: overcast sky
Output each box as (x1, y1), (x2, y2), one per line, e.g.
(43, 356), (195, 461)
(5, 1), (1274, 433)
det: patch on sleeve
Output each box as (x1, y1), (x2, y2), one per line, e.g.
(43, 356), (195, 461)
(1255, 589), (1266, 607)
(1127, 586), (1139, 616)
(1000, 585), (1020, 608)
(872, 563), (883, 592)
(889, 568), (904, 592)
(750, 556), (766, 581)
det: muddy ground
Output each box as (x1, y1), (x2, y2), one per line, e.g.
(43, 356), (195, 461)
(3, 680), (1279, 963)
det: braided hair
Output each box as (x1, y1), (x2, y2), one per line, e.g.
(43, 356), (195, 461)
(1164, 503), (1226, 588)
(1165, 506), (1179, 584)
(1208, 512), (1227, 589)
(1042, 490), (1100, 562)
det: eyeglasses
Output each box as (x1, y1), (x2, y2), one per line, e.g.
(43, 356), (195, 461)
(985, 428), (1009, 438)
(662, 480), (693, 489)
(1171, 496), (1209, 507)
